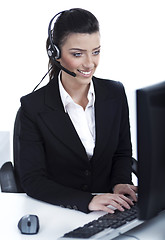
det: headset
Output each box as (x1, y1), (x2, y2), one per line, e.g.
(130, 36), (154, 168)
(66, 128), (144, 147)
(47, 11), (64, 60)
(47, 10), (76, 77)
(33, 10), (76, 92)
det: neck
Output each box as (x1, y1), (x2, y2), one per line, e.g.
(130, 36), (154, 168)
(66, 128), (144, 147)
(61, 75), (90, 109)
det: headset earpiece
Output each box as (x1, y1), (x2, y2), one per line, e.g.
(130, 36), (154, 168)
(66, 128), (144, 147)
(47, 43), (61, 59)
(54, 45), (61, 59)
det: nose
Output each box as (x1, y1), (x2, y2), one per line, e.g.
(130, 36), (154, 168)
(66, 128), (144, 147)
(82, 54), (94, 69)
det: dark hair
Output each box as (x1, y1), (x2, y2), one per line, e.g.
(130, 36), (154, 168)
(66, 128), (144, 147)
(46, 8), (100, 79)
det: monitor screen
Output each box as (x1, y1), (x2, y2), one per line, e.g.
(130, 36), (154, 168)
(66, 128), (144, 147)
(136, 81), (165, 220)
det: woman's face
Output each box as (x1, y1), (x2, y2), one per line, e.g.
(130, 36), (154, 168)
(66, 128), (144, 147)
(59, 32), (100, 87)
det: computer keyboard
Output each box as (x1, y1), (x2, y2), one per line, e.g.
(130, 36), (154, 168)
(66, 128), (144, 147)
(59, 203), (143, 240)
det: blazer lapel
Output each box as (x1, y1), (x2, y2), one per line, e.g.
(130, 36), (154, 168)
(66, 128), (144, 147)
(39, 77), (89, 161)
(38, 76), (119, 162)
(92, 78), (119, 161)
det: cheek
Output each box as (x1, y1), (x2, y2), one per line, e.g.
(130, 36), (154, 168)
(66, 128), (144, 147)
(61, 56), (80, 70)
(95, 55), (100, 66)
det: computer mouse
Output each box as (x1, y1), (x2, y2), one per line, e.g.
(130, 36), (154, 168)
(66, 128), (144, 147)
(18, 214), (39, 234)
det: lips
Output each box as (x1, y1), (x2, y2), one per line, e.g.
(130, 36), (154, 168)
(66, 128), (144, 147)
(77, 69), (92, 76)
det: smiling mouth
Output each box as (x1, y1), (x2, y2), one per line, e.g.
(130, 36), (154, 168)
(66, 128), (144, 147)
(77, 69), (92, 76)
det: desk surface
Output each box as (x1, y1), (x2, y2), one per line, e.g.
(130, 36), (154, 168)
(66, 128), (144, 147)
(0, 192), (105, 240)
(1, 192), (165, 240)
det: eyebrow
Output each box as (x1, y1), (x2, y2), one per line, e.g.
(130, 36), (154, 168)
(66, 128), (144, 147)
(69, 46), (101, 51)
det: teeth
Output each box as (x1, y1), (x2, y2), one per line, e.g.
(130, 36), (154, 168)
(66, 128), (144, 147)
(78, 70), (91, 75)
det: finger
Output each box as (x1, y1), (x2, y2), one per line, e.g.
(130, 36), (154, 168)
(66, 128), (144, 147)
(130, 192), (137, 202)
(106, 194), (130, 210)
(97, 195), (126, 212)
(105, 199), (125, 212)
(126, 189), (137, 202)
(130, 185), (138, 193)
(88, 195), (115, 213)
(115, 195), (132, 209)
(123, 185), (137, 202)
(93, 203), (115, 214)
(102, 206), (115, 214)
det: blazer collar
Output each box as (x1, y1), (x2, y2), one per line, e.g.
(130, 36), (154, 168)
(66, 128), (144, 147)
(40, 76), (89, 161)
(40, 75), (118, 162)
(44, 75), (64, 111)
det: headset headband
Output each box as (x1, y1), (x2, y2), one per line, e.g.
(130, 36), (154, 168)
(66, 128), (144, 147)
(47, 11), (66, 59)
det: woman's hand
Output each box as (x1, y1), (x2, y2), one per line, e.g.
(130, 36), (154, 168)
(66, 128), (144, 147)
(113, 184), (138, 202)
(88, 193), (134, 214)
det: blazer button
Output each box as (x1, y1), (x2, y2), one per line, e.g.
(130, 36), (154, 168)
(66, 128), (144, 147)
(84, 170), (91, 176)
(73, 205), (78, 210)
(60, 205), (64, 208)
(82, 184), (88, 191)
(66, 205), (72, 209)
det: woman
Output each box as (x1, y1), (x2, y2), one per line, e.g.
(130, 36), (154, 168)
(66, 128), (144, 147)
(19, 8), (137, 214)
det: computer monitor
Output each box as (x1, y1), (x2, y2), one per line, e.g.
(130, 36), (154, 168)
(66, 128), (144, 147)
(136, 81), (165, 220)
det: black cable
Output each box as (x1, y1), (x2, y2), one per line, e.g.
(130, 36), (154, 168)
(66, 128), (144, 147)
(32, 66), (53, 92)
(121, 233), (140, 239)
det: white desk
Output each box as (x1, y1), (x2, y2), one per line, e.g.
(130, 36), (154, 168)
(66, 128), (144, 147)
(1, 192), (165, 240)
(0, 192), (105, 240)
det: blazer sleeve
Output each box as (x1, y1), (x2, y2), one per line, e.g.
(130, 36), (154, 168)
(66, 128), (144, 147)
(19, 98), (93, 213)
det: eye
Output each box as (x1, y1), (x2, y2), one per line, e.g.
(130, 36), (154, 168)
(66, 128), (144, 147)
(72, 52), (82, 57)
(92, 49), (100, 56)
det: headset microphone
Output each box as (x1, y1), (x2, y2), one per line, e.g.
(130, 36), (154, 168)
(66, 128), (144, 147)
(47, 46), (76, 77)
(51, 59), (76, 77)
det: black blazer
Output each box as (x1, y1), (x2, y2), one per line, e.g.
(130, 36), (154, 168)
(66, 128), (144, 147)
(19, 75), (132, 213)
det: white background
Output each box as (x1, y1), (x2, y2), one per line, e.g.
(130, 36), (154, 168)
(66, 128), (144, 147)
(0, 0), (165, 162)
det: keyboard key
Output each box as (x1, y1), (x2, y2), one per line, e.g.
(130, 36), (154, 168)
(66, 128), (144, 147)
(62, 203), (139, 239)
